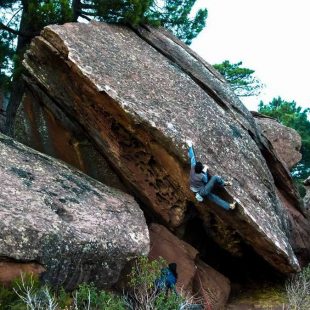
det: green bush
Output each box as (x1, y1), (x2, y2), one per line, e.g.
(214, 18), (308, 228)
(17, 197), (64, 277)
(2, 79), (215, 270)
(74, 282), (126, 310)
(154, 290), (185, 310)
(286, 264), (310, 310)
(0, 284), (22, 310)
(0, 257), (203, 309)
(0, 273), (41, 310)
(128, 255), (166, 289)
(125, 256), (203, 310)
(0, 273), (125, 310)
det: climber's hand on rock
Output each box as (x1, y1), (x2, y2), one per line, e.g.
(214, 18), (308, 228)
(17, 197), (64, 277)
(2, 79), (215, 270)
(186, 139), (193, 148)
(203, 165), (209, 173)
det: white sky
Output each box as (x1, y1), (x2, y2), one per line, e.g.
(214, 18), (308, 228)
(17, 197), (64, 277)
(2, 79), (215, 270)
(190, 0), (310, 111)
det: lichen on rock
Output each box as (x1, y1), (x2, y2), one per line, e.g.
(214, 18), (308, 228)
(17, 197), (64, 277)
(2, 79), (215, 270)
(0, 132), (149, 289)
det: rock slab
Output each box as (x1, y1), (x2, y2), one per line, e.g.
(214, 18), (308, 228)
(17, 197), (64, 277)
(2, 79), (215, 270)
(22, 22), (301, 274)
(0, 133), (149, 289)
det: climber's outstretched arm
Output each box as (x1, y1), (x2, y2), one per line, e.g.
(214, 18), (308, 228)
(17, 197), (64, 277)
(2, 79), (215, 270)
(187, 140), (196, 167)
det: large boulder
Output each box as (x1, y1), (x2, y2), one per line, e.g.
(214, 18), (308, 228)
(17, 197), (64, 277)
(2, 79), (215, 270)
(253, 112), (302, 169)
(21, 22), (304, 274)
(0, 133), (149, 289)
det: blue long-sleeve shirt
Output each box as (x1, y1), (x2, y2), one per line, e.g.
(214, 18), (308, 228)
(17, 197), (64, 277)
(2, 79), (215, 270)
(188, 145), (196, 167)
(188, 146), (208, 192)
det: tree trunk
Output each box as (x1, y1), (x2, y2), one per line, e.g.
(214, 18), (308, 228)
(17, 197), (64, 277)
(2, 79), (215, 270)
(72, 0), (82, 22)
(5, 1), (33, 135)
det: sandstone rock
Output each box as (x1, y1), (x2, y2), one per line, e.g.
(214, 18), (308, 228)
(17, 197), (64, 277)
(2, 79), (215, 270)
(148, 223), (198, 292)
(22, 22), (302, 273)
(0, 133), (149, 290)
(148, 224), (230, 309)
(193, 260), (230, 310)
(252, 114), (310, 265)
(277, 188), (310, 266)
(0, 260), (45, 286)
(14, 87), (126, 192)
(253, 112), (302, 169)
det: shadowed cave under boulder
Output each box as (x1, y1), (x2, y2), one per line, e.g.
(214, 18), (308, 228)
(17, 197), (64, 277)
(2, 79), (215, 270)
(178, 213), (285, 284)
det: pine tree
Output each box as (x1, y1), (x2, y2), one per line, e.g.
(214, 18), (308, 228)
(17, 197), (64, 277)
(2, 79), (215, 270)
(147, 0), (207, 44)
(213, 60), (263, 97)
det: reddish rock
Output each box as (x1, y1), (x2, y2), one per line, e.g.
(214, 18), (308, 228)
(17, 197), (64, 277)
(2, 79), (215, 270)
(193, 260), (230, 310)
(276, 189), (310, 267)
(149, 223), (198, 292)
(148, 224), (230, 309)
(254, 113), (302, 169)
(14, 87), (126, 192)
(0, 260), (45, 286)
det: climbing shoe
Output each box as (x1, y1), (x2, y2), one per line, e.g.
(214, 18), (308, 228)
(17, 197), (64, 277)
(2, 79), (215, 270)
(229, 201), (236, 210)
(195, 193), (204, 202)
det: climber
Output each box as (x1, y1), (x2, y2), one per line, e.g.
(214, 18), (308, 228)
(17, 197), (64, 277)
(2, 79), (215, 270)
(186, 140), (236, 210)
(155, 263), (178, 294)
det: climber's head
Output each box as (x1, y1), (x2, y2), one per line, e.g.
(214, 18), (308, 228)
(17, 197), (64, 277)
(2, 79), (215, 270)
(195, 162), (203, 174)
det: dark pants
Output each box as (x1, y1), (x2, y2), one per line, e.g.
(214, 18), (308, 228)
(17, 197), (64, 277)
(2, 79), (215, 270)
(199, 176), (230, 210)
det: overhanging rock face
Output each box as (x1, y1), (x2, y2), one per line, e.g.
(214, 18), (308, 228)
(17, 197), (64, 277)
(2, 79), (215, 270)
(0, 133), (149, 290)
(23, 22), (301, 273)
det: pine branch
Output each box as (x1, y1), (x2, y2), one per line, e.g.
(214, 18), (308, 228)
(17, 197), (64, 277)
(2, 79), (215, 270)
(80, 14), (92, 21)
(0, 22), (39, 37)
(6, 7), (22, 27)
(80, 3), (96, 10)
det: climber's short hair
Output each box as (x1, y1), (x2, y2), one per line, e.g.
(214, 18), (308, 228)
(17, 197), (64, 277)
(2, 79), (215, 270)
(195, 162), (203, 174)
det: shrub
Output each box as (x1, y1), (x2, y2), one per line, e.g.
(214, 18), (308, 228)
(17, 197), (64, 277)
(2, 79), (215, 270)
(125, 256), (204, 310)
(73, 282), (126, 310)
(13, 273), (58, 310)
(0, 273), (41, 310)
(1, 257), (204, 309)
(286, 264), (310, 309)
(1, 273), (125, 310)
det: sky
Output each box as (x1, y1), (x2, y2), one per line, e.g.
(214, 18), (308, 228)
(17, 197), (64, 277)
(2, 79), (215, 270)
(190, 0), (310, 111)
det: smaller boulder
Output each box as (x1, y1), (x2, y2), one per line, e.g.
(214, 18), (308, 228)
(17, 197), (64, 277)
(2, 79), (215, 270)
(254, 113), (302, 169)
(0, 133), (149, 290)
(193, 260), (231, 310)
